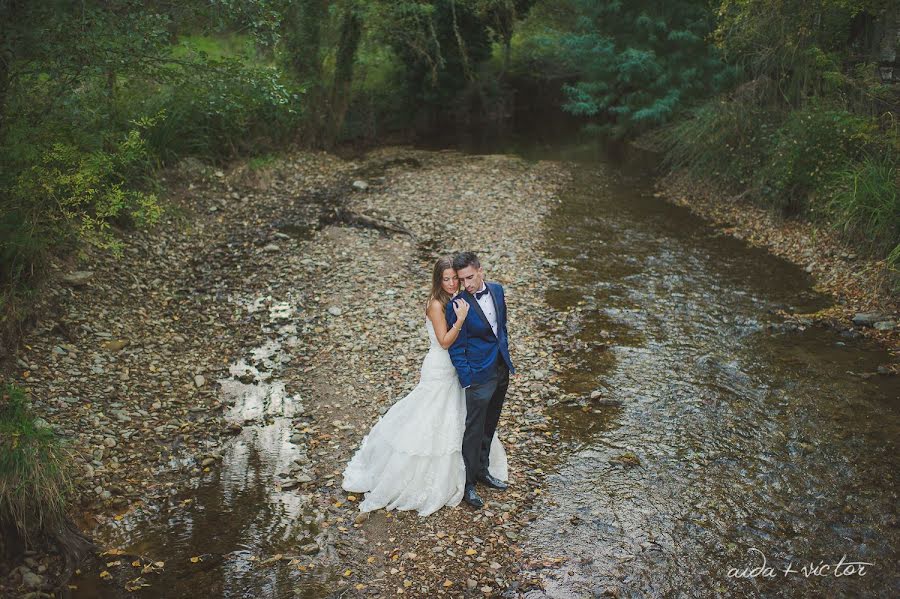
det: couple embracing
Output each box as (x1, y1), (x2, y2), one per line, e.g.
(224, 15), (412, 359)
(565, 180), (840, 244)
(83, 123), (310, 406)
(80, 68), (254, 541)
(341, 251), (515, 515)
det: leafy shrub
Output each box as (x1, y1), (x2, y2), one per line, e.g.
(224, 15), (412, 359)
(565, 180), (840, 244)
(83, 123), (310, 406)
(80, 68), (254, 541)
(132, 57), (306, 162)
(1, 123), (163, 288)
(660, 95), (781, 190)
(758, 108), (877, 214)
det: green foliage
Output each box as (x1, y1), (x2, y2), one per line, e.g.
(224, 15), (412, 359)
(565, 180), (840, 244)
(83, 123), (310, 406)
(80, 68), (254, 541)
(0, 383), (74, 544)
(555, 0), (736, 137)
(712, 0), (895, 110)
(758, 108), (878, 214)
(133, 57), (305, 161)
(341, 37), (412, 139)
(825, 154), (899, 261)
(660, 96), (780, 189)
(373, 0), (494, 112)
(1, 123), (162, 288)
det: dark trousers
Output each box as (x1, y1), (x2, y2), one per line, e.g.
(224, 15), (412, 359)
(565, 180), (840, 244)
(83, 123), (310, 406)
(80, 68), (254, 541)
(463, 358), (509, 486)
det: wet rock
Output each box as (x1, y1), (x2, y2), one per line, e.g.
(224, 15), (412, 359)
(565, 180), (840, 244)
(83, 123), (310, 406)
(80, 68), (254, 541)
(852, 312), (884, 327)
(874, 320), (896, 331)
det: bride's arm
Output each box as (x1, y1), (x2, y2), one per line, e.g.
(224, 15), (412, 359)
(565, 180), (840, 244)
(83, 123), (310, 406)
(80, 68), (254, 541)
(427, 299), (466, 349)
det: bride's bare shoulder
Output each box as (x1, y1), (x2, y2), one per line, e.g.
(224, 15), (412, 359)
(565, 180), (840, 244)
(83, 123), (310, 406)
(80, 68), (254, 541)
(426, 298), (442, 316)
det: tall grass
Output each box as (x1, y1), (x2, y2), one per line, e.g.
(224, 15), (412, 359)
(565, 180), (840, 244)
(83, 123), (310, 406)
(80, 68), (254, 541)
(825, 155), (900, 266)
(0, 383), (74, 549)
(660, 97), (778, 191)
(662, 93), (898, 292)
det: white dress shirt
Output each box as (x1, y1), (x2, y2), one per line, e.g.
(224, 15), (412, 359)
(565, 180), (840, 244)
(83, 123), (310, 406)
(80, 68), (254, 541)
(475, 282), (498, 337)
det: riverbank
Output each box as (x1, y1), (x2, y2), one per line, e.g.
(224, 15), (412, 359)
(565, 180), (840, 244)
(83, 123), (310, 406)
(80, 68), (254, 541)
(0, 146), (573, 596)
(656, 171), (899, 371)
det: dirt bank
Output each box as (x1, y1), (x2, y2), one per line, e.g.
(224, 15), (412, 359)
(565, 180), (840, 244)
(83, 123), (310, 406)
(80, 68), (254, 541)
(656, 171), (899, 371)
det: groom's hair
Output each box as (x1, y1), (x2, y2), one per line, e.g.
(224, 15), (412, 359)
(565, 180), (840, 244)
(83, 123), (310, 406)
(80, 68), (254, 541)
(452, 251), (480, 271)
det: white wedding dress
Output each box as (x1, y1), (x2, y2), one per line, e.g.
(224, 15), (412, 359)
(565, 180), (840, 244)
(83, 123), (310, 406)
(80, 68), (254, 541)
(341, 316), (508, 517)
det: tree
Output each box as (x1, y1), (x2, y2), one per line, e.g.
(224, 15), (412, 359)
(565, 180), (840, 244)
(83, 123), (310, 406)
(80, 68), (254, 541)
(558, 0), (733, 137)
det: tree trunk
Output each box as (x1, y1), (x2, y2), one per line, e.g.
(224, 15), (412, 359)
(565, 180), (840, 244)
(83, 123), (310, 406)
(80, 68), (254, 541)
(325, 8), (363, 147)
(283, 0), (329, 145)
(877, 7), (899, 83)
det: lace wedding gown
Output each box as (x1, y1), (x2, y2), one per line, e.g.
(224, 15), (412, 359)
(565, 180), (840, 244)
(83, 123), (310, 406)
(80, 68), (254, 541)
(341, 316), (508, 517)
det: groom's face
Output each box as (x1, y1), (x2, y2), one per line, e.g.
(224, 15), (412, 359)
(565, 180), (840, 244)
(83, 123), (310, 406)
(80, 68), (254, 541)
(456, 265), (484, 294)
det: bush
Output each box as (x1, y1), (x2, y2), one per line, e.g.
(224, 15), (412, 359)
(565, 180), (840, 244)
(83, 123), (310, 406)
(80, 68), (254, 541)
(1, 123), (163, 289)
(757, 108), (878, 215)
(660, 95), (781, 190)
(825, 155), (900, 263)
(0, 383), (74, 552)
(128, 57), (306, 163)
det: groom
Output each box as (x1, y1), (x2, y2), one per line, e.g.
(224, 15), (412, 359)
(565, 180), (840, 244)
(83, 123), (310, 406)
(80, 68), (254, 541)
(446, 251), (515, 508)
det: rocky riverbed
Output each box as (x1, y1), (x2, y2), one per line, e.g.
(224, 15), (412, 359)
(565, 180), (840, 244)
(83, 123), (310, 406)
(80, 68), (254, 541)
(3, 142), (897, 598)
(1, 146), (576, 597)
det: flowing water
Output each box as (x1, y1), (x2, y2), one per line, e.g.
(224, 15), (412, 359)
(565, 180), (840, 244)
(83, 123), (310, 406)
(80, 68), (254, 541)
(65, 139), (898, 598)
(511, 146), (900, 598)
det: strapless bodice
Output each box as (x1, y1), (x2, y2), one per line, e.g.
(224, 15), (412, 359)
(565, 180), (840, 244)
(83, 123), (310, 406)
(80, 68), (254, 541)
(422, 317), (457, 381)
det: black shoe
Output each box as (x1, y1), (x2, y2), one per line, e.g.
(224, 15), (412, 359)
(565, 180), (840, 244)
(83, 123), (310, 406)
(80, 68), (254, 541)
(463, 485), (484, 508)
(476, 472), (508, 491)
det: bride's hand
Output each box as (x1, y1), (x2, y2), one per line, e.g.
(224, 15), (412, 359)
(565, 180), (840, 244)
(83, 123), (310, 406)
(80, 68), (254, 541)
(452, 299), (469, 321)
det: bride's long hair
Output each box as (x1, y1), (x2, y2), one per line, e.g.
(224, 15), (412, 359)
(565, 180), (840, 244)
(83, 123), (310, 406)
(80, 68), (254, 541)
(427, 256), (458, 312)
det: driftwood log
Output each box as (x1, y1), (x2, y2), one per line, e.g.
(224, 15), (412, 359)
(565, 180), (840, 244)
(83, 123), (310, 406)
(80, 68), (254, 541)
(326, 207), (416, 238)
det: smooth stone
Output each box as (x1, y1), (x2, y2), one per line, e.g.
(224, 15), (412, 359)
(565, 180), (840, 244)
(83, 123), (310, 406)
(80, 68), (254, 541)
(62, 271), (93, 286)
(852, 312), (884, 326)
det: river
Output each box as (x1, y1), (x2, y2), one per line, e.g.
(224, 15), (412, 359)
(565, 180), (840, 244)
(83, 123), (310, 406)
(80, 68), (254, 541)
(505, 141), (899, 598)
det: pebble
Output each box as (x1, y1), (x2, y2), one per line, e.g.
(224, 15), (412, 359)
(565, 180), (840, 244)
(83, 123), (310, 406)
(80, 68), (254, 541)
(18, 566), (43, 589)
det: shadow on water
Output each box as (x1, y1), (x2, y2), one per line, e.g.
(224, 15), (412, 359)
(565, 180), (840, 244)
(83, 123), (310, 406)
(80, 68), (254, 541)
(507, 146), (899, 598)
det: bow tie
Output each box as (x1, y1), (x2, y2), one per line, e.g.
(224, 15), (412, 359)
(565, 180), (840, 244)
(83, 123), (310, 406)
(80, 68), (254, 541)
(474, 287), (489, 299)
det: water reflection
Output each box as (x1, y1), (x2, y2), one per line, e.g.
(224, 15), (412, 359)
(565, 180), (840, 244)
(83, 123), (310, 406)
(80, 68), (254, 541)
(522, 158), (899, 598)
(69, 293), (334, 598)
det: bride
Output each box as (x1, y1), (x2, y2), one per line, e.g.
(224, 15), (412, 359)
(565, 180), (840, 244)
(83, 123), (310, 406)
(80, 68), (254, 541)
(341, 256), (508, 516)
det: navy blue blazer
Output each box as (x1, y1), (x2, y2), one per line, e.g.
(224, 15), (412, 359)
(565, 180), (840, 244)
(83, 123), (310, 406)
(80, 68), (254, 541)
(445, 281), (515, 388)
